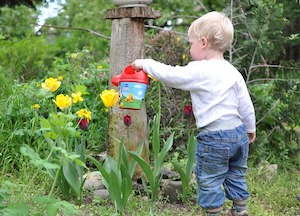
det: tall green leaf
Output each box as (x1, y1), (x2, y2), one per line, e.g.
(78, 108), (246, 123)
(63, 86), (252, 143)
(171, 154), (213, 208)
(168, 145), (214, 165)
(128, 143), (144, 178)
(154, 132), (174, 177)
(172, 161), (188, 200)
(108, 171), (123, 211)
(62, 161), (81, 197)
(86, 155), (109, 184)
(186, 131), (196, 177)
(152, 115), (160, 156)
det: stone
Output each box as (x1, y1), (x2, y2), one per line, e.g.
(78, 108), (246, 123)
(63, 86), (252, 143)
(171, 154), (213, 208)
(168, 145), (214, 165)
(83, 171), (105, 190)
(161, 179), (183, 204)
(258, 162), (278, 180)
(160, 167), (180, 180)
(93, 189), (110, 200)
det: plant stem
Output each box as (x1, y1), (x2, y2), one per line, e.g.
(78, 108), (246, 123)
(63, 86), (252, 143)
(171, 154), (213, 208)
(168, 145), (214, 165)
(48, 167), (61, 198)
(127, 126), (130, 151)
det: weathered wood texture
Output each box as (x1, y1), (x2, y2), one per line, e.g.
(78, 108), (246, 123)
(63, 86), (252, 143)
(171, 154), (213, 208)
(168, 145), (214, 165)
(106, 7), (160, 179)
(105, 6), (160, 19)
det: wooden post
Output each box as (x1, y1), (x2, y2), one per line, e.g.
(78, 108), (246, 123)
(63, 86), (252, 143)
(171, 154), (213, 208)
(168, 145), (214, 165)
(106, 6), (160, 179)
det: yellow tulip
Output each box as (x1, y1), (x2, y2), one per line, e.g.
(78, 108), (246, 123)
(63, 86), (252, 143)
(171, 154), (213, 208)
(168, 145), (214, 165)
(41, 77), (61, 92)
(76, 108), (92, 122)
(72, 91), (84, 103)
(57, 76), (63, 81)
(100, 89), (119, 108)
(53, 94), (72, 110)
(71, 53), (78, 59)
(31, 104), (41, 109)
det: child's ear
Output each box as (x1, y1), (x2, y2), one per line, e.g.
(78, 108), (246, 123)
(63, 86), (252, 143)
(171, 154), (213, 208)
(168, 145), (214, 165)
(200, 37), (208, 48)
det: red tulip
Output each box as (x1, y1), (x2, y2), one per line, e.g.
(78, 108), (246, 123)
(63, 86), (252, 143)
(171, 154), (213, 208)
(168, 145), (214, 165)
(123, 115), (132, 126)
(183, 105), (193, 118)
(78, 118), (89, 130)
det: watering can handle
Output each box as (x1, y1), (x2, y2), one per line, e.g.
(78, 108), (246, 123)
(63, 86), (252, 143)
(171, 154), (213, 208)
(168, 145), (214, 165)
(124, 65), (138, 74)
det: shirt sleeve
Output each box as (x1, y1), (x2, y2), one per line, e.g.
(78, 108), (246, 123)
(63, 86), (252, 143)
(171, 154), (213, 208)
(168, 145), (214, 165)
(142, 59), (199, 91)
(237, 77), (256, 133)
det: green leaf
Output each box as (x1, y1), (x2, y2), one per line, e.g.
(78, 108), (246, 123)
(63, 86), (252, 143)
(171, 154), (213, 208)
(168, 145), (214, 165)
(46, 204), (58, 216)
(45, 131), (57, 140)
(32, 196), (57, 204)
(172, 161), (188, 200)
(108, 171), (123, 211)
(38, 161), (60, 170)
(121, 176), (131, 208)
(75, 84), (89, 95)
(36, 88), (53, 99)
(0, 203), (29, 216)
(129, 152), (154, 186)
(62, 161), (81, 197)
(186, 132), (196, 178)
(55, 169), (72, 200)
(20, 145), (59, 170)
(117, 138), (124, 171)
(53, 200), (78, 216)
(120, 140), (129, 170)
(40, 117), (51, 129)
(86, 155), (109, 184)
(66, 126), (77, 137)
(152, 115), (160, 157)
(12, 129), (24, 136)
(128, 143), (144, 178)
(120, 164), (133, 205)
(73, 158), (88, 169)
(19, 144), (40, 160)
(44, 199), (78, 216)
(105, 156), (122, 179)
(0, 188), (10, 203)
(154, 132), (174, 177)
(130, 151), (160, 201)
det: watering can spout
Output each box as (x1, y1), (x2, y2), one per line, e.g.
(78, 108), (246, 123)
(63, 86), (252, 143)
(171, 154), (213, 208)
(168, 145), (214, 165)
(111, 75), (121, 87)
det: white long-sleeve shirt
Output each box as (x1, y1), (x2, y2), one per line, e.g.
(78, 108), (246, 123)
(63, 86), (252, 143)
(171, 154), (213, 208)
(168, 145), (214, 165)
(143, 59), (256, 133)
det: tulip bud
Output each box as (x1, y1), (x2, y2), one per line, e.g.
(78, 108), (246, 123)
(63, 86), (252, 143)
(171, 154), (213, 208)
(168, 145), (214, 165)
(183, 105), (193, 118)
(123, 115), (132, 126)
(78, 118), (89, 130)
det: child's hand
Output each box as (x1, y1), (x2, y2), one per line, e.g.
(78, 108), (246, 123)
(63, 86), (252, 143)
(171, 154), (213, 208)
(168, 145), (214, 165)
(247, 132), (256, 144)
(131, 59), (144, 71)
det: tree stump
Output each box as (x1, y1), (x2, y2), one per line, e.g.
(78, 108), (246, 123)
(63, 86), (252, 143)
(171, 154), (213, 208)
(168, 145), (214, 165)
(106, 6), (160, 179)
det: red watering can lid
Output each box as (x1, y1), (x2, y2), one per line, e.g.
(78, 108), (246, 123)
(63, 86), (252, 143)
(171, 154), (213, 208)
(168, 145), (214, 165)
(111, 65), (149, 87)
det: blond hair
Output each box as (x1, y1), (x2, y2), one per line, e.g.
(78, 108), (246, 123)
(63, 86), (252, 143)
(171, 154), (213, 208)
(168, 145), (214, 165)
(188, 11), (234, 52)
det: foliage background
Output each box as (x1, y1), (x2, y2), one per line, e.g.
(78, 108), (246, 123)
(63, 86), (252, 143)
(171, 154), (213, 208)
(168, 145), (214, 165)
(1, 0), (299, 169)
(0, 0), (299, 214)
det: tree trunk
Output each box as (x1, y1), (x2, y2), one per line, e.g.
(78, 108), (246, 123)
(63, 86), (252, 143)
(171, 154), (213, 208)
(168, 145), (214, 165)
(106, 7), (160, 179)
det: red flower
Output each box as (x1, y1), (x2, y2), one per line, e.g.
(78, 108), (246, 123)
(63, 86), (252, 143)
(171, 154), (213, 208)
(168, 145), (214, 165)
(183, 105), (193, 118)
(78, 118), (89, 130)
(123, 115), (131, 126)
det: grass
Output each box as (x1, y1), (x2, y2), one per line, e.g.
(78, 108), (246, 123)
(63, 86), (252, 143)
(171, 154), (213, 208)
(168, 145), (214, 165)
(246, 166), (300, 215)
(2, 162), (298, 215)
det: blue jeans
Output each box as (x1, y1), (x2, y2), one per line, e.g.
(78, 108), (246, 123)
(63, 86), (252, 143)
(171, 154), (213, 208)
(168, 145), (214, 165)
(194, 124), (250, 209)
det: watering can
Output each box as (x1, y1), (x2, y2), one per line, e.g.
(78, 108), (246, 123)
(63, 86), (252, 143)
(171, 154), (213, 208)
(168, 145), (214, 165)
(111, 65), (149, 110)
